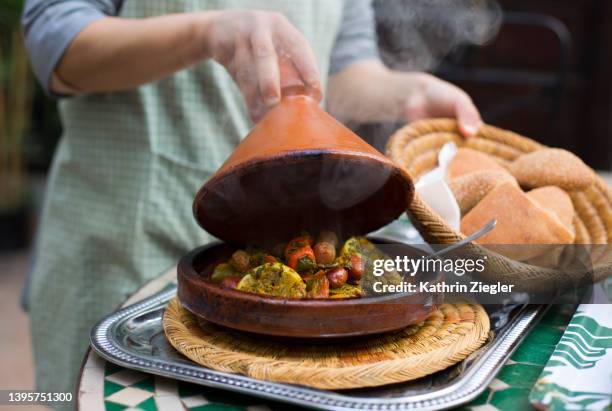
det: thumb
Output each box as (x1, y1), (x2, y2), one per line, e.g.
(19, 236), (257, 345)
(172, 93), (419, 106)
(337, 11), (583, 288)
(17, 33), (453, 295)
(455, 95), (482, 137)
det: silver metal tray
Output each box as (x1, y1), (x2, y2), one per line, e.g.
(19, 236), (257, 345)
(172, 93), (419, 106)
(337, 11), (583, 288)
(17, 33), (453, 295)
(90, 287), (547, 411)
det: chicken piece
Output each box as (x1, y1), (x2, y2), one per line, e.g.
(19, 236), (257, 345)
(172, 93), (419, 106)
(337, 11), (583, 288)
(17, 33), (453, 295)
(236, 263), (306, 298)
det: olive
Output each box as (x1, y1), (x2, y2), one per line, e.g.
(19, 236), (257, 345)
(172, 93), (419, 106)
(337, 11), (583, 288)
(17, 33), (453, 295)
(349, 255), (364, 282)
(229, 250), (250, 272)
(317, 230), (339, 247)
(313, 241), (336, 264)
(220, 275), (241, 289)
(210, 262), (235, 283)
(325, 267), (348, 289)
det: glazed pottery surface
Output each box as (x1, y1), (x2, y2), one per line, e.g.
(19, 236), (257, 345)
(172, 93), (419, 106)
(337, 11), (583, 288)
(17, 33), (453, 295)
(193, 89), (414, 246)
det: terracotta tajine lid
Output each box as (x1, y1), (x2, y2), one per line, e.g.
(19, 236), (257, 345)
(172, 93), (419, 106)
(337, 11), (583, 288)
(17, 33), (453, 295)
(193, 63), (414, 245)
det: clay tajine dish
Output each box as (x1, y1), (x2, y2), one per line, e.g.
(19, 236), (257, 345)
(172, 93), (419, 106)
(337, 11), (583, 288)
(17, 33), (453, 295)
(181, 62), (420, 338)
(177, 241), (440, 339)
(193, 79), (414, 246)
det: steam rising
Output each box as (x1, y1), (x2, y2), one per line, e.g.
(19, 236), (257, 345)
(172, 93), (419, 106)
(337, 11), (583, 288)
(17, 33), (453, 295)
(374, 0), (502, 71)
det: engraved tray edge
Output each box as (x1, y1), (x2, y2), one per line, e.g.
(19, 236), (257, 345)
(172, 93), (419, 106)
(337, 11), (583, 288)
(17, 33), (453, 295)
(90, 287), (546, 411)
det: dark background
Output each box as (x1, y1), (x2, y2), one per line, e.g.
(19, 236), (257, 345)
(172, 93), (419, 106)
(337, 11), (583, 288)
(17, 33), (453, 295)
(369, 0), (612, 170)
(1, 0), (611, 251)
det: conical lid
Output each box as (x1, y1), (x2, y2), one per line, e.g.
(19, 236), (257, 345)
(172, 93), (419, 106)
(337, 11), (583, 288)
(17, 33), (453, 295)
(194, 68), (413, 245)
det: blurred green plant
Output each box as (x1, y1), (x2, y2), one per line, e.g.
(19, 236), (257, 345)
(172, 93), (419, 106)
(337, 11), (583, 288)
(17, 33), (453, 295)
(0, 0), (32, 211)
(0, 0), (24, 26)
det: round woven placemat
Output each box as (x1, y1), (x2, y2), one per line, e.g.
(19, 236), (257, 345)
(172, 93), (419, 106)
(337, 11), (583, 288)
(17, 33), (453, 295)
(163, 298), (490, 390)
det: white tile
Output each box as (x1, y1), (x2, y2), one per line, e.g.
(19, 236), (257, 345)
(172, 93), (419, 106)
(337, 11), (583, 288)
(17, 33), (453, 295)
(181, 394), (209, 408)
(470, 405), (499, 411)
(155, 394), (185, 411)
(105, 369), (148, 386)
(488, 378), (509, 391)
(106, 387), (154, 407)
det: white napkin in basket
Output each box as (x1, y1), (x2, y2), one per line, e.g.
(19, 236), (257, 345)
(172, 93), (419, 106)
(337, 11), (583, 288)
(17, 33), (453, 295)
(414, 142), (461, 231)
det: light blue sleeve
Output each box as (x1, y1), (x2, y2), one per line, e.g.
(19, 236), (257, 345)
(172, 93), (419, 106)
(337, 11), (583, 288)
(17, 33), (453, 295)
(22, 0), (122, 95)
(329, 0), (380, 75)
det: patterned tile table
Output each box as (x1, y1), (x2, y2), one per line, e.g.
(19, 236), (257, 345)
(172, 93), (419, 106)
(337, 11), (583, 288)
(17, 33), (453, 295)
(78, 269), (578, 411)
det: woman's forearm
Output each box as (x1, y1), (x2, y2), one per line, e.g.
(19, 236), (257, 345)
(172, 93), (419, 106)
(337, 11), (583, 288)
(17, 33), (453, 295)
(53, 12), (216, 94)
(327, 60), (425, 123)
(327, 60), (481, 137)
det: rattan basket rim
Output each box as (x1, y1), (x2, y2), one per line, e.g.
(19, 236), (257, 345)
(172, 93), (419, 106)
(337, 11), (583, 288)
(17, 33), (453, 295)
(385, 118), (612, 247)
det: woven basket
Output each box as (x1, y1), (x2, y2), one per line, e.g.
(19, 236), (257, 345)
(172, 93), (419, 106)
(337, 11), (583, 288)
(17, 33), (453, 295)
(386, 119), (612, 290)
(164, 298), (490, 390)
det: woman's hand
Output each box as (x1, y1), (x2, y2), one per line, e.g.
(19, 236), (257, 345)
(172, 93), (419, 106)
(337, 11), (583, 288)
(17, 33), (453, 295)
(52, 10), (320, 121)
(203, 10), (321, 121)
(328, 61), (481, 137)
(403, 73), (481, 137)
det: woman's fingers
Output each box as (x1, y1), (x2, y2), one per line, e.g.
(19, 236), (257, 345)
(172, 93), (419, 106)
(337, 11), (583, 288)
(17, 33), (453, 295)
(454, 93), (482, 137)
(404, 75), (482, 137)
(279, 26), (321, 99)
(250, 29), (280, 107)
(208, 10), (322, 121)
(404, 92), (428, 122)
(230, 40), (262, 121)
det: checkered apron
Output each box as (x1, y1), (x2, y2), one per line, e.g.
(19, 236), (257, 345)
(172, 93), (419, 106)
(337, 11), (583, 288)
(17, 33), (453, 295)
(28, 1), (342, 408)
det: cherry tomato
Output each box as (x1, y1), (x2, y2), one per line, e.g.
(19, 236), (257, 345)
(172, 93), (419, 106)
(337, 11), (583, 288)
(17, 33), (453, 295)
(305, 271), (330, 298)
(286, 246), (316, 271)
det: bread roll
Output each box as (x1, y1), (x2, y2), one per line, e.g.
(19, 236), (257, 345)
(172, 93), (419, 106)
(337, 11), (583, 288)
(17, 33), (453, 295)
(461, 182), (575, 260)
(509, 148), (595, 191)
(449, 170), (518, 215)
(447, 148), (510, 180)
(526, 186), (575, 230)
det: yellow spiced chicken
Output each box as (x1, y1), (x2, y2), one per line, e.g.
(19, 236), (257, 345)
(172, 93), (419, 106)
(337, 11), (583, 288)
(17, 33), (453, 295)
(209, 231), (401, 299)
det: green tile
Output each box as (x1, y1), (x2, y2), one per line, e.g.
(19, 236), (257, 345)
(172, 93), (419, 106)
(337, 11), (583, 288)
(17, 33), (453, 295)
(136, 396), (157, 411)
(133, 376), (156, 393)
(496, 364), (543, 388)
(520, 325), (564, 347)
(105, 362), (125, 376)
(489, 387), (531, 411)
(470, 388), (491, 405)
(178, 382), (205, 398)
(538, 305), (575, 327)
(510, 344), (555, 366)
(105, 401), (128, 411)
(104, 381), (125, 398)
